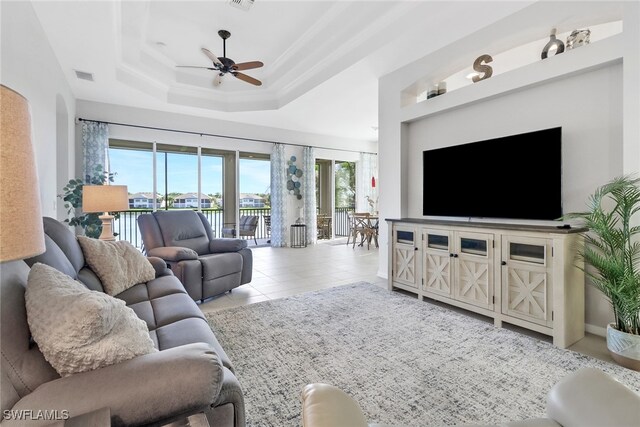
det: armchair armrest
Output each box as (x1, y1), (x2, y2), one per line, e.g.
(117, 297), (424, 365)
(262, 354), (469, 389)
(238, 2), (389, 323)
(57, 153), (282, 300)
(148, 246), (199, 262)
(210, 238), (248, 253)
(546, 367), (640, 427)
(6, 343), (224, 426)
(146, 256), (172, 277)
(300, 383), (367, 427)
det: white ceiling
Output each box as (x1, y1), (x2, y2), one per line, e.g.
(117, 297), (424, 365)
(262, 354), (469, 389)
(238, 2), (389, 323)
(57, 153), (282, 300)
(31, 1), (533, 142)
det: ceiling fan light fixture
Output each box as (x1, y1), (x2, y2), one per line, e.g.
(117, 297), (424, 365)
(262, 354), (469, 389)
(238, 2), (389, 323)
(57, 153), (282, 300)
(228, 0), (254, 11)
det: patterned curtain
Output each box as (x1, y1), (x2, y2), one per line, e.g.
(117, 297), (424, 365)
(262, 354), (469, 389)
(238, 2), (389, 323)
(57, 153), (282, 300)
(270, 144), (288, 247)
(82, 121), (109, 182)
(356, 152), (378, 213)
(302, 146), (317, 244)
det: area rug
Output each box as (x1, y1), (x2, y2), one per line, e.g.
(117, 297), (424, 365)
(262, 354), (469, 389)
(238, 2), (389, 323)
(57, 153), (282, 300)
(206, 283), (640, 426)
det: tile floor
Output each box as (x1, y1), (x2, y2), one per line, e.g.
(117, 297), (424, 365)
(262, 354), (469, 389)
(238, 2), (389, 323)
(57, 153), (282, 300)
(199, 237), (611, 364)
(199, 237), (386, 314)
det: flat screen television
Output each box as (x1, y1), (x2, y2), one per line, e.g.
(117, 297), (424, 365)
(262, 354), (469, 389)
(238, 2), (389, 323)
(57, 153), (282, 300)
(422, 127), (562, 220)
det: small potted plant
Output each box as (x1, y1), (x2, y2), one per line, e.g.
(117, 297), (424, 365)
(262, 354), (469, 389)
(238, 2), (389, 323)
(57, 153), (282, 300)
(59, 165), (118, 238)
(566, 175), (640, 370)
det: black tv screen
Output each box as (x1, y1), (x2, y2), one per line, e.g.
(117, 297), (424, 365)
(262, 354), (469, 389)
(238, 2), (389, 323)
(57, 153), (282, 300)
(422, 127), (562, 220)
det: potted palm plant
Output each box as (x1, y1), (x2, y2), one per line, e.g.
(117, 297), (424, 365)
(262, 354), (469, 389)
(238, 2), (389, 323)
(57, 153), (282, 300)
(566, 175), (640, 370)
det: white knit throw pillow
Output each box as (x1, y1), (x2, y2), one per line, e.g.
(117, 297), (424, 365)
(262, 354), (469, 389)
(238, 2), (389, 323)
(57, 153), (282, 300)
(77, 236), (155, 296)
(26, 263), (157, 377)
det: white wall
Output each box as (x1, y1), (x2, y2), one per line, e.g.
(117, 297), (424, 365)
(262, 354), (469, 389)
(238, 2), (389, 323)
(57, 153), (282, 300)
(405, 64), (622, 329)
(76, 101), (371, 244)
(1, 1), (76, 220)
(406, 64), (623, 219)
(378, 1), (640, 333)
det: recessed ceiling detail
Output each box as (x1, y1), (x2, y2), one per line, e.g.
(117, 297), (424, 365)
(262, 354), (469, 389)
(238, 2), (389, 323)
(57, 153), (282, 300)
(30, 0), (538, 141)
(115, 1), (424, 112)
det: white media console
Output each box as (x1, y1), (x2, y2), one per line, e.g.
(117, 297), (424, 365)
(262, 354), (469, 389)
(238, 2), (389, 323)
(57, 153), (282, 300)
(387, 218), (586, 348)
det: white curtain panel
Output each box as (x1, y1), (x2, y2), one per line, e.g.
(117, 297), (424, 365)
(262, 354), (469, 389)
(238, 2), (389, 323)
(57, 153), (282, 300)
(270, 144), (288, 247)
(302, 146), (317, 244)
(82, 121), (110, 182)
(356, 152), (378, 213)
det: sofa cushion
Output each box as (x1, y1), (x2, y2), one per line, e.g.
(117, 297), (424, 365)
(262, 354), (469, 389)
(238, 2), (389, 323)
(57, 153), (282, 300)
(26, 234), (77, 279)
(77, 236), (155, 296)
(25, 263), (157, 377)
(116, 276), (187, 306)
(24, 217), (86, 279)
(0, 261), (59, 405)
(153, 318), (233, 371)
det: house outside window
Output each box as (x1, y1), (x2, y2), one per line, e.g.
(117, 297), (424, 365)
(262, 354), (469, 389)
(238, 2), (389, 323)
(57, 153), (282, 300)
(239, 193), (266, 208)
(173, 193), (212, 208)
(129, 192), (161, 209)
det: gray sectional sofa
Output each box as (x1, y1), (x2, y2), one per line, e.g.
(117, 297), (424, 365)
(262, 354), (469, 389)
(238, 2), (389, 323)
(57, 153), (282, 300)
(0, 217), (244, 426)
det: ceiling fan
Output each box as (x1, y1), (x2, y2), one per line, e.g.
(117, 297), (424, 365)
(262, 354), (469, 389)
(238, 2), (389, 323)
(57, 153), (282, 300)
(177, 30), (263, 87)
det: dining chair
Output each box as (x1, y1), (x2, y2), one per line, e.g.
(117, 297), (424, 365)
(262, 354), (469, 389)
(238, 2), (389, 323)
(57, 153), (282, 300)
(351, 213), (371, 249)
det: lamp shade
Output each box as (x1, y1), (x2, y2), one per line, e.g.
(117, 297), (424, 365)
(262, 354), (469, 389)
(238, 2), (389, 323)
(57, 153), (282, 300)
(82, 185), (129, 213)
(0, 85), (45, 262)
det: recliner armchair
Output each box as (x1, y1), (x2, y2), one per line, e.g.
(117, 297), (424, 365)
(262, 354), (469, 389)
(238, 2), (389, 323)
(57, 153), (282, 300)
(138, 210), (253, 302)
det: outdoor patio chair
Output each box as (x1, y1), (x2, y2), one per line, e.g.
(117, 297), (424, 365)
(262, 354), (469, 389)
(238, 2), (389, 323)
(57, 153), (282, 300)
(221, 215), (260, 245)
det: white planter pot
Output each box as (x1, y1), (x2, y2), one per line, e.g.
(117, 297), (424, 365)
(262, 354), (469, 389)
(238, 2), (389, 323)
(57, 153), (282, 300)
(606, 323), (640, 371)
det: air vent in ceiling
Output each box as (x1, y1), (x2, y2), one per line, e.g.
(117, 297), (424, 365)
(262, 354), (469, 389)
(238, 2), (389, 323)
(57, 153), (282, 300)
(74, 70), (94, 81)
(228, 0), (254, 11)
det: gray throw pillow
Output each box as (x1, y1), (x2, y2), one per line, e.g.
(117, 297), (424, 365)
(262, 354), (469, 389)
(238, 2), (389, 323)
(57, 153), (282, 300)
(77, 236), (156, 296)
(25, 263), (157, 377)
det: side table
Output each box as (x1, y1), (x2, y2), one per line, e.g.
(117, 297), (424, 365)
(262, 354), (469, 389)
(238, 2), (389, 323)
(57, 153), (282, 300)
(290, 224), (307, 248)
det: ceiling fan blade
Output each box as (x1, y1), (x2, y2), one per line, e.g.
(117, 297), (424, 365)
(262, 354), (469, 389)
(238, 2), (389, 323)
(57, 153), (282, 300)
(233, 72), (262, 86)
(176, 65), (217, 70)
(201, 48), (223, 66)
(233, 61), (264, 71)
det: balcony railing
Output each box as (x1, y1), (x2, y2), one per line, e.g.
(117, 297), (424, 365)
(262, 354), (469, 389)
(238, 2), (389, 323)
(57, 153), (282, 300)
(115, 206), (355, 249)
(114, 208), (273, 249)
(334, 206), (353, 237)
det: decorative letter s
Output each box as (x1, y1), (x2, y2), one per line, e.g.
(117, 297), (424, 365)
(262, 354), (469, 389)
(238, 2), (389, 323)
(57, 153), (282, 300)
(472, 54), (493, 83)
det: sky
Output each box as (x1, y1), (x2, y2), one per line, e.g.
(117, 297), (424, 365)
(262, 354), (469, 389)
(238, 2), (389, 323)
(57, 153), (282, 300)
(109, 148), (271, 195)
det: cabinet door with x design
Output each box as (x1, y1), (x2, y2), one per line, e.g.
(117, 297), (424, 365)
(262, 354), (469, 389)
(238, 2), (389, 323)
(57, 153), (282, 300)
(453, 231), (495, 310)
(391, 225), (419, 289)
(501, 236), (553, 327)
(422, 229), (453, 297)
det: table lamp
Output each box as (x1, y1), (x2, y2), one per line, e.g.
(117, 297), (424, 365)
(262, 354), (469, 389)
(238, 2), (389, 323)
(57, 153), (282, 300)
(0, 85), (45, 261)
(82, 184), (129, 241)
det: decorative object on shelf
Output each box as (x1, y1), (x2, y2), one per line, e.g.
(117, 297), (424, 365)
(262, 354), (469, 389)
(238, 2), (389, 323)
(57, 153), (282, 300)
(426, 83), (438, 99)
(82, 184), (130, 241)
(564, 175), (640, 371)
(365, 195), (378, 213)
(566, 29), (590, 50)
(541, 28), (565, 59)
(286, 155), (303, 200)
(0, 85), (45, 261)
(437, 81), (447, 96)
(471, 54), (493, 83)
